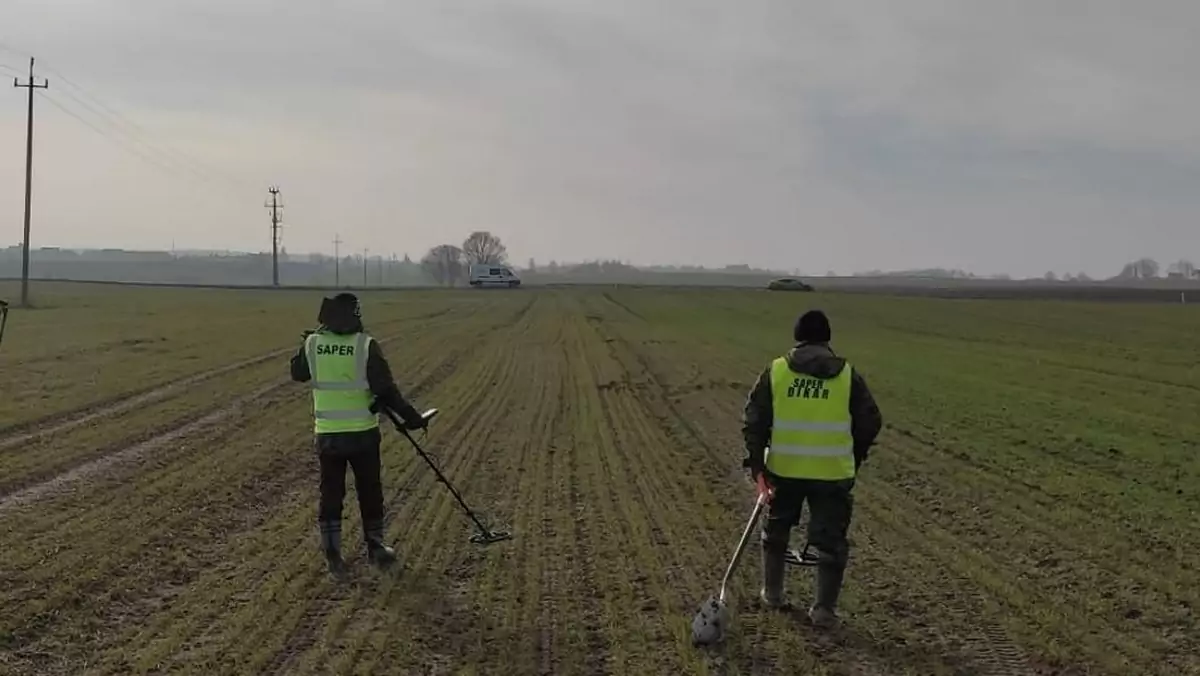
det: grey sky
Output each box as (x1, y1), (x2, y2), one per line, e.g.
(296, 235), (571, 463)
(2, 0), (1198, 278)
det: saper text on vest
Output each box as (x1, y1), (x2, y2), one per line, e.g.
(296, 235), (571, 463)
(786, 378), (832, 400)
(316, 344), (356, 356)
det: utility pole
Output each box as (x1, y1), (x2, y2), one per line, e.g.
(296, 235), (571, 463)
(265, 186), (283, 286)
(333, 234), (343, 287)
(13, 57), (48, 308)
(362, 248), (369, 287)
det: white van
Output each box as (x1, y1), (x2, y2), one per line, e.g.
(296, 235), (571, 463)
(468, 263), (521, 288)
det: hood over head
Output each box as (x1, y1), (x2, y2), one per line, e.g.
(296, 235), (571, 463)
(318, 293), (364, 334)
(784, 342), (847, 379)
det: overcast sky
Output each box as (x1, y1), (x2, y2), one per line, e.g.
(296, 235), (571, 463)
(2, 0), (1198, 277)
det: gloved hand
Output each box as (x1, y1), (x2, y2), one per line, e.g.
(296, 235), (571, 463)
(403, 414), (428, 431)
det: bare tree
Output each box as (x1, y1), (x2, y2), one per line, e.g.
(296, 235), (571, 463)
(462, 231), (508, 265)
(1117, 258), (1160, 279)
(1138, 258), (1160, 278)
(421, 244), (465, 286)
(1167, 259), (1196, 277)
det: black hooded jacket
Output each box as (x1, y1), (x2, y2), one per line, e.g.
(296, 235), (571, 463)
(741, 342), (883, 476)
(289, 309), (424, 437)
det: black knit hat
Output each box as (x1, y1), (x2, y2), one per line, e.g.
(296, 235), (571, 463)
(794, 310), (831, 343)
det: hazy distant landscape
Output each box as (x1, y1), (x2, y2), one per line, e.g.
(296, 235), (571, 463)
(3, 243), (1197, 304)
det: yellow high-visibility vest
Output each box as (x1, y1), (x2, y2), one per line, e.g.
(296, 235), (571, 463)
(304, 331), (378, 434)
(764, 356), (855, 480)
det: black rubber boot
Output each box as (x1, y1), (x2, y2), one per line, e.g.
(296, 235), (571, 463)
(809, 563), (845, 628)
(364, 521), (397, 568)
(759, 545), (790, 609)
(319, 520), (348, 577)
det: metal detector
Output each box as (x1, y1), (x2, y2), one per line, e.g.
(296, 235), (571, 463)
(691, 492), (767, 645)
(382, 406), (513, 546)
(0, 300), (9, 348)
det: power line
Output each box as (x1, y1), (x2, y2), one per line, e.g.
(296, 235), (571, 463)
(42, 67), (255, 197)
(48, 84), (247, 197)
(2, 40), (258, 201)
(31, 89), (271, 259)
(34, 89), (260, 231)
(12, 57), (48, 308)
(36, 91), (186, 176)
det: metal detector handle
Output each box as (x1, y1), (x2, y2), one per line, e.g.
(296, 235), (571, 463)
(0, 300), (8, 347)
(380, 405), (438, 433)
(718, 492), (767, 603)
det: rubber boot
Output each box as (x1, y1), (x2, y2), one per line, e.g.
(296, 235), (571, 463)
(759, 546), (790, 609)
(364, 521), (397, 568)
(808, 564), (845, 629)
(319, 520), (348, 577)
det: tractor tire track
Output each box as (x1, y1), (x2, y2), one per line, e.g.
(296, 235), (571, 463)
(531, 336), (570, 676)
(587, 296), (744, 501)
(0, 381), (291, 514)
(7, 430), (322, 675)
(0, 323), (440, 515)
(410, 310), (561, 673)
(875, 433), (1176, 671)
(0, 311), (443, 450)
(561, 328), (613, 676)
(859, 498), (1039, 676)
(0, 347), (293, 452)
(578, 307), (726, 664)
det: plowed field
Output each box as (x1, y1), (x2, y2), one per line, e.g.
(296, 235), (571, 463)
(1, 283), (1197, 676)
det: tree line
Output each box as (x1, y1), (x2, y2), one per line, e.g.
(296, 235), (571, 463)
(420, 231), (509, 286)
(1111, 258), (1196, 279)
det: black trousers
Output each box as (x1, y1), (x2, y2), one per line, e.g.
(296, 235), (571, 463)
(760, 474), (855, 567)
(316, 428), (386, 537)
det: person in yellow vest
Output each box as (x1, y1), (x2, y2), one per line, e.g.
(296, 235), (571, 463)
(290, 292), (428, 576)
(741, 309), (882, 627)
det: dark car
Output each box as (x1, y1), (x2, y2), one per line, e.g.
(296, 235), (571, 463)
(767, 277), (814, 291)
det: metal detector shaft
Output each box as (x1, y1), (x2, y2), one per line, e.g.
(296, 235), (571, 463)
(718, 493), (767, 603)
(0, 300), (9, 347)
(381, 406), (499, 539)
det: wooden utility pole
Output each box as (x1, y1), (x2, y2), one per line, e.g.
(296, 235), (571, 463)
(265, 186), (283, 286)
(333, 234), (343, 287)
(13, 57), (48, 308)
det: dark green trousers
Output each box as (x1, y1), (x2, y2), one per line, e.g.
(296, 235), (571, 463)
(760, 474), (855, 566)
